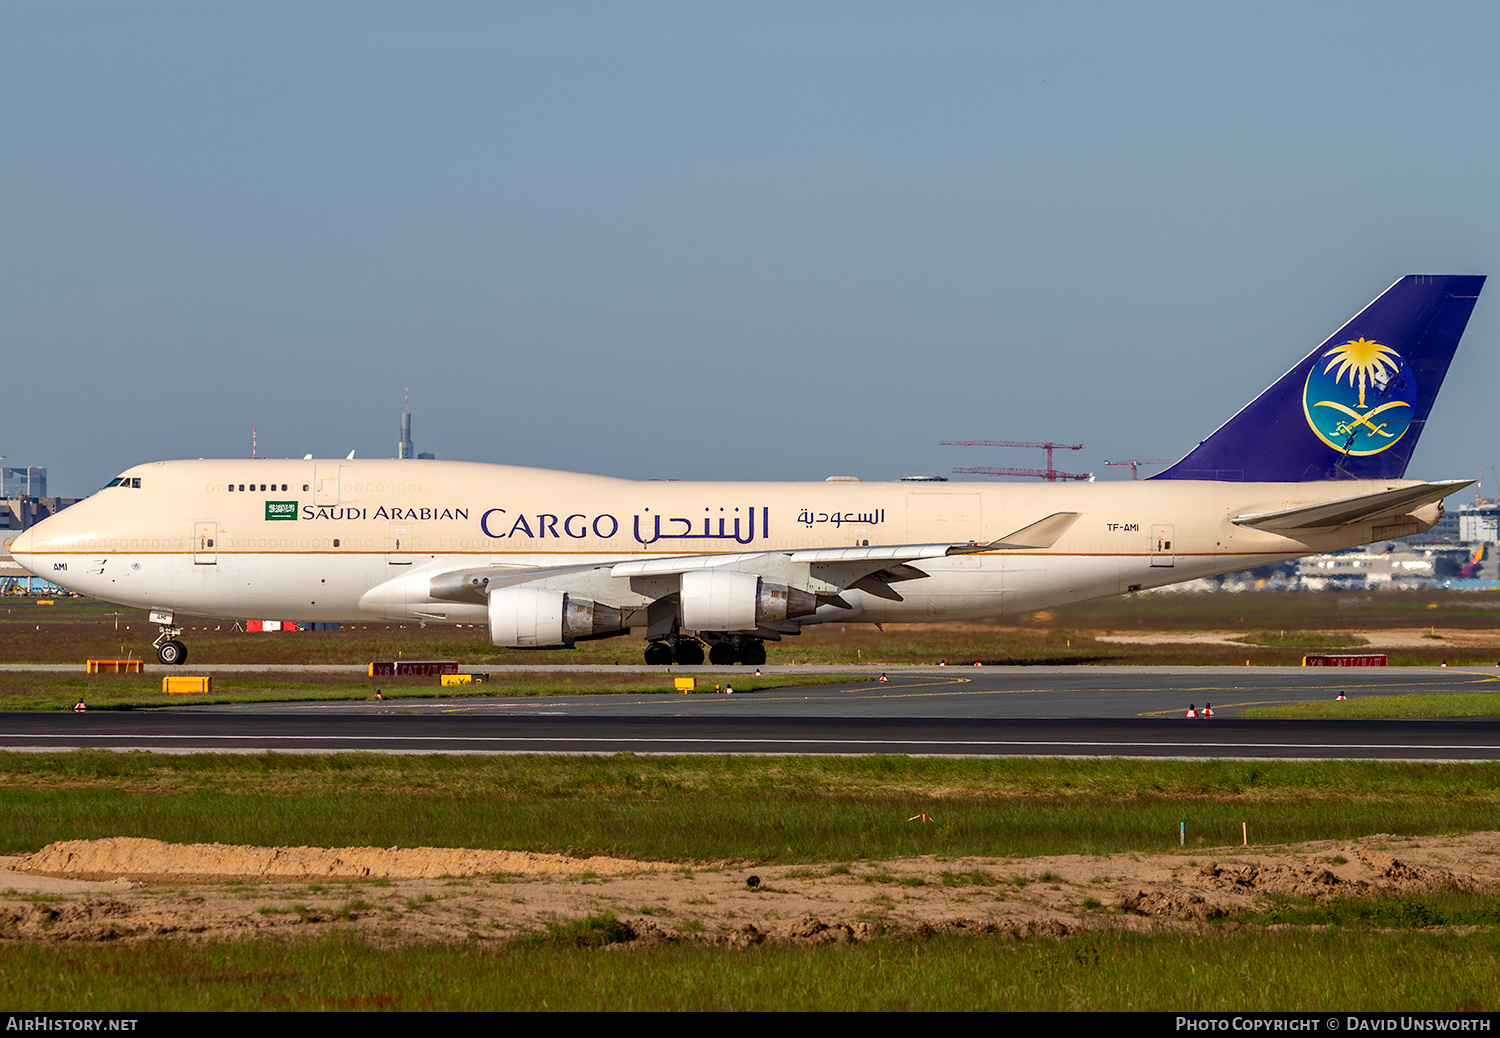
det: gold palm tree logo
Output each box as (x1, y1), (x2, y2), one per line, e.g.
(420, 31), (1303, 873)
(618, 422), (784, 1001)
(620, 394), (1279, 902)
(1321, 337), (1402, 408)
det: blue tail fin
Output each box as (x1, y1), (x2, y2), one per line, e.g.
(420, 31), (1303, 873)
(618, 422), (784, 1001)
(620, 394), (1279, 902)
(1154, 275), (1485, 482)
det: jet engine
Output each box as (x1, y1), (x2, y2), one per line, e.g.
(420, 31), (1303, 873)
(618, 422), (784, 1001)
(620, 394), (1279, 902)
(487, 587), (623, 647)
(678, 570), (816, 631)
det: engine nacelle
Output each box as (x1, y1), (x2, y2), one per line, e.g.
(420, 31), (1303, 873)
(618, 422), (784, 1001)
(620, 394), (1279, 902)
(679, 571), (816, 631)
(488, 587), (622, 647)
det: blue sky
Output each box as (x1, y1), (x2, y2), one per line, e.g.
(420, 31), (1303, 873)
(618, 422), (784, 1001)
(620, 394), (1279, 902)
(4, 2), (1498, 496)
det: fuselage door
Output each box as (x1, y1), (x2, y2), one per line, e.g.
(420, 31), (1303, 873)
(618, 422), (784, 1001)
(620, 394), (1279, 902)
(1150, 524), (1175, 568)
(387, 523), (412, 565)
(193, 522), (218, 565)
(314, 465), (340, 506)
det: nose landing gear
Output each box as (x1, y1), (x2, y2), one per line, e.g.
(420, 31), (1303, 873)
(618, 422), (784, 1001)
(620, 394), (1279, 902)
(152, 616), (188, 666)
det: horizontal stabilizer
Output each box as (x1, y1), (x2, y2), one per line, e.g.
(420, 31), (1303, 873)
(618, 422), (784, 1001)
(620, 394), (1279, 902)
(1230, 480), (1472, 532)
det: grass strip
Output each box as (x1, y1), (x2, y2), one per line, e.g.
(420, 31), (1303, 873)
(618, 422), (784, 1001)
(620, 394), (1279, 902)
(2, 930), (1499, 1011)
(1242, 693), (1500, 718)
(4, 752), (1500, 860)
(6, 789), (1496, 861)
(0, 671), (862, 711)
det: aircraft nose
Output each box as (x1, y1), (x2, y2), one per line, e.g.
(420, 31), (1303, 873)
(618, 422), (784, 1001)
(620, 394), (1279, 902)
(5, 528), (33, 558)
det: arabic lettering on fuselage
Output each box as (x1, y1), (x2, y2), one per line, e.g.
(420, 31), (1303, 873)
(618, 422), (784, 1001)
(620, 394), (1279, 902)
(631, 507), (768, 546)
(478, 506), (770, 545)
(796, 508), (885, 529)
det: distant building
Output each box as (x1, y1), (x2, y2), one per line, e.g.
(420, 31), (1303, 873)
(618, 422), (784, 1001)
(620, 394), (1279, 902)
(1458, 502), (1500, 544)
(397, 390), (436, 459)
(398, 402), (414, 459)
(0, 465), (75, 536)
(2, 467), (45, 498)
(1391, 499), (1497, 546)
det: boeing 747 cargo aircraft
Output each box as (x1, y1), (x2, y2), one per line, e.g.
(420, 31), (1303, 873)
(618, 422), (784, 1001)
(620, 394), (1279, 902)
(9, 275), (1485, 665)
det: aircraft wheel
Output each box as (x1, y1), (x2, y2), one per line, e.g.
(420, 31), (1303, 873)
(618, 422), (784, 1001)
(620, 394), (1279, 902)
(741, 640), (767, 666)
(708, 641), (736, 666)
(644, 642), (673, 666)
(673, 639), (704, 666)
(157, 640), (188, 666)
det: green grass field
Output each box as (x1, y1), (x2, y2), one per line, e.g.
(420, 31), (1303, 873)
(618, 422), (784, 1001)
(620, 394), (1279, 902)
(4, 928), (1498, 1011)
(6, 752), (1500, 1010)
(1243, 693), (1500, 718)
(0, 668), (861, 711)
(5, 752), (1499, 859)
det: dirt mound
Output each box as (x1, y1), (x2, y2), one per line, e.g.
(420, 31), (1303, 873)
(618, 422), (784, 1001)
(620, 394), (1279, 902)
(16, 837), (659, 881)
(1194, 848), (1466, 902)
(1197, 860), (1349, 898)
(1120, 888), (1228, 920)
(4, 832), (1499, 946)
(1354, 850), (1461, 891)
(0, 899), (137, 942)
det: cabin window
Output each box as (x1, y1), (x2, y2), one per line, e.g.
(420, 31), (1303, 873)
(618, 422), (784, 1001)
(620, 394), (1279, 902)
(333, 539), (340, 547)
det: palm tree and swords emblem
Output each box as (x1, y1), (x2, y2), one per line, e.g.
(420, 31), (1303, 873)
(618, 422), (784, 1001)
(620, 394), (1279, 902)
(1302, 336), (1417, 455)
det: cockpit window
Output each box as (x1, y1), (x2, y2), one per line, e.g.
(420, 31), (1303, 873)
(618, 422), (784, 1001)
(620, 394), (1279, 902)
(104, 476), (142, 489)
(104, 478), (123, 488)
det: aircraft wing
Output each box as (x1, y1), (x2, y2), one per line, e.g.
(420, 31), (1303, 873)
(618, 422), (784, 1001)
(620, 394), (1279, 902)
(1230, 480), (1472, 533)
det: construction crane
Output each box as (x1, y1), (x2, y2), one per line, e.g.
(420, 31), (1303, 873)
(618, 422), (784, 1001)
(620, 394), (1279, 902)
(940, 440), (1091, 482)
(1103, 458), (1172, 480)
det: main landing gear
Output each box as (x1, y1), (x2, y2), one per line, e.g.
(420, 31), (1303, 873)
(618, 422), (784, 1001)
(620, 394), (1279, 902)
(152, 620), (188, 666)
(644, 635), (764, 666)
(709, 636), (766, 667)
(644, 636), (702, 666)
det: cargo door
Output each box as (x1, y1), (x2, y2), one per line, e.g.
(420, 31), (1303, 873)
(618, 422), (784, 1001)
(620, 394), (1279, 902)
(1150, 524), (1175, 568)
(193, 522), (218, 565)
(314, 464), (340, 506)
(387, 523), (412, 565)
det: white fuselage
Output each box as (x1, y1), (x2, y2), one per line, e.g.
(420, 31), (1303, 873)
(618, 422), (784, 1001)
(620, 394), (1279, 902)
(7, 459), (1442, 633)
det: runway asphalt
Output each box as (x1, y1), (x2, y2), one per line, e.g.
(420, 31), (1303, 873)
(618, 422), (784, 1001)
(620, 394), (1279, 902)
(4, 710), (1500, 760)
(4, 667), (1500, 760)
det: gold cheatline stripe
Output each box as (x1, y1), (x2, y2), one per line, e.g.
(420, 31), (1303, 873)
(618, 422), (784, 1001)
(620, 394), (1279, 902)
(36, 549), (1287, 560)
